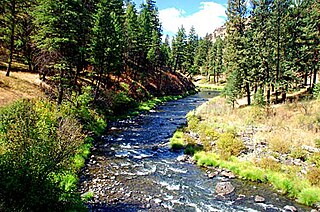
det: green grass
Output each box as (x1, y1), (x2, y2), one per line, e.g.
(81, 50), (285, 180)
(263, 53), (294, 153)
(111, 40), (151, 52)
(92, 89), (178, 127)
(193, 150), (320, 206)
(170, 130), (185, 150)
(195, 83), (225, 91)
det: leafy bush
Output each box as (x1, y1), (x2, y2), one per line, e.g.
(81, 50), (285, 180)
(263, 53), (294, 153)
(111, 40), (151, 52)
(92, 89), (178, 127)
(255, 157), (281, 172)
(312, 83), (320, 99)
(307, 167), (320, 187)
(308, 153), (320, 168)
(290, 147), (308, 161)
(216, 133), (245, 159)
(268, 136), (291, 154)
(253, 89), (266, 106)
(186, 111), (200, 131)
(0, 99), (85, 211)
(315, 138), (320, 149)
(61, 87), (107, 135)
(112, 91), (137, 115)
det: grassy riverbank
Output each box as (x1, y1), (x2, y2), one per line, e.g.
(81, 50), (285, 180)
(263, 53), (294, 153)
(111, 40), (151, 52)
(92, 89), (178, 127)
(0, 68), (196, 211)
(170, 95), (320, 207)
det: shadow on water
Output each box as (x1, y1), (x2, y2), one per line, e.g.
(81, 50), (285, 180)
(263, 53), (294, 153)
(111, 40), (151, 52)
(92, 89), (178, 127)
(79, 91), (311, 212)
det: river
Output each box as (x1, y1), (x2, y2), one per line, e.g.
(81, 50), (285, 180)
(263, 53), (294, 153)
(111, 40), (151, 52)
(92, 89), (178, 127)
(79, 90), (310, 212)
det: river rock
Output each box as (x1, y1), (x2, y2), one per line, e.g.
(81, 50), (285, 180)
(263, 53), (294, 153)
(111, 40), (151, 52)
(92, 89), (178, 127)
(152, 198), (162, 204)
(221, 170), (235, 179)
(254, 195), (265, 203)
(283, 205), (297, 212)
(215, 182), (235, 195)
(151, 145), (159, 151)
(177, 155), (188, 162)
(208, 171), (218, 179)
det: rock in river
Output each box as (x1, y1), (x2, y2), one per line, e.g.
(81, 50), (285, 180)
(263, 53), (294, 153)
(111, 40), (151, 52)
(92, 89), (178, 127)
(284, 205), (297, 212)
(254, 195), (265, 203)
(215, 182), (235, 195)
(177, 155), (188, 162)
(221, 170), (236, 179)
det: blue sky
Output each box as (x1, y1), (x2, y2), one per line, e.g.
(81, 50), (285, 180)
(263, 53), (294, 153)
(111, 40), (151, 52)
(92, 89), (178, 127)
(133, 0), (228, 38)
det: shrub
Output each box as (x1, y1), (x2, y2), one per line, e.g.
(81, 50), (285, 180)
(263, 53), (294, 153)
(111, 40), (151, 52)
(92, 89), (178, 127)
(307, 167), (320, 187)
(61, 87), (107, 135)
(186, 111), (200, 131)
(315, 138), (320, 149)
(112, 91), (137, 114)
(290, 147), (308, 161)
(308, 153), (320, 168)
(253, 89), (266, 106)
(216, 133), (245, 160)
(0, 99), (85, 211)
(255, 157), (281, 172)
(268, 136), (291, 154)
(312, 83), (320, 99)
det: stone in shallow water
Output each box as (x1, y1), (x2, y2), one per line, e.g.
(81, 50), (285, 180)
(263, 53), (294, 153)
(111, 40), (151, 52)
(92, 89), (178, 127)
(215, 182), (235, 195)
(207, 171), (218, 179)
(221, 170), (235, 179)
(254, 195), (265, 203)
(284, 205), (297, 212)
(177, 155), (188, 162)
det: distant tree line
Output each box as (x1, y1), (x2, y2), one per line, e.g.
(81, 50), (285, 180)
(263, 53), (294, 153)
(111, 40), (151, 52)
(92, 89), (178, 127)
(223, 0), (319, 106)
(0, 0), (184, 104)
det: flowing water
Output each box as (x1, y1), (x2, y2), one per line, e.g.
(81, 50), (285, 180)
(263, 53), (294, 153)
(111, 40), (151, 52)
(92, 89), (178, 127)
(79, 90), (310, 212)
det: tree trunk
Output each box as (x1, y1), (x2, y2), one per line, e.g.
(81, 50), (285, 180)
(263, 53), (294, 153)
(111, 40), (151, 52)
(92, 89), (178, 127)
(57, 68), (65, 105)
(267, 86), (271, 105)
(6, 0), (16, 77)
(246, 82), (251, 106)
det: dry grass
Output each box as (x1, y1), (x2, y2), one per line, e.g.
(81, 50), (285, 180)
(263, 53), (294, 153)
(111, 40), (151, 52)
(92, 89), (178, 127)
(195, 97), (320, 149)
(0, 70), (44, 107)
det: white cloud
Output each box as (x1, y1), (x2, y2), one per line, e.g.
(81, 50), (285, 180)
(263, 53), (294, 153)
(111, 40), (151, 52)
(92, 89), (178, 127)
(159, 2), (226, 38)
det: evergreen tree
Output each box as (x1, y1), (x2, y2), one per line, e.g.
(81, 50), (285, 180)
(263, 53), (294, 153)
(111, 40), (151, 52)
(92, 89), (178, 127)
(90, 0), (124, 99)
(0, 0), (25, 76)
(184, 26), (199, 76)
(33, 0), (85, 104)
(224, 0), (250, 105)
(172, 26), (187, 72)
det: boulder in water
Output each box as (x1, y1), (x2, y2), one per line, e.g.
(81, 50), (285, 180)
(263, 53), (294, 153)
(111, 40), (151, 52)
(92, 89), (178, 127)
(177, 155), (188, 162)
(221, 170), (235, 179)
(254, 195), (265, 203)
(215, 182), (234, 195)
(284, 205), (297, 212)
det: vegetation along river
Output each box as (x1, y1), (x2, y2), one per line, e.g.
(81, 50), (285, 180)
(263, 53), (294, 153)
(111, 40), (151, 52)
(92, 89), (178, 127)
(79, 90), (311, 211)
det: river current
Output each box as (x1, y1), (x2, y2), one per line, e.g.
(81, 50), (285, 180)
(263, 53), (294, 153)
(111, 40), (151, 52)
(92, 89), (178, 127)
(79, 90), (310, 212)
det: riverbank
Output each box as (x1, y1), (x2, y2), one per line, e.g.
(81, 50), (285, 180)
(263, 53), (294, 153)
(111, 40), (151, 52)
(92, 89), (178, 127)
(171, 96), (320, 209)
(0, 67), (197, 211)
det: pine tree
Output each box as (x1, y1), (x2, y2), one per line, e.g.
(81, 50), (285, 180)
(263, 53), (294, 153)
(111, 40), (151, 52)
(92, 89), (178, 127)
(124, 2), (141, 77)
(33, 0), (84, 104)
(224, 0), (250, 105)
(0, 0), (26, 76)
(90, 0), (124, 99)
(194, 35), (212, 77)
(184, 26), (199, 76)
(172, 26), (187, 73)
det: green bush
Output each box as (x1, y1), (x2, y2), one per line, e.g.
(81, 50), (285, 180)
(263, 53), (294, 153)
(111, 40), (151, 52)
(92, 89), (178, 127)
(61, 87), (107, 135)
(307, 167), (320, 187)
(0, 99), (85, 211)
(253, 89), (266, 106)
(112, 91), (137, 115)
(216, 133), (245, 159)
(312, 83), (320, 99)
